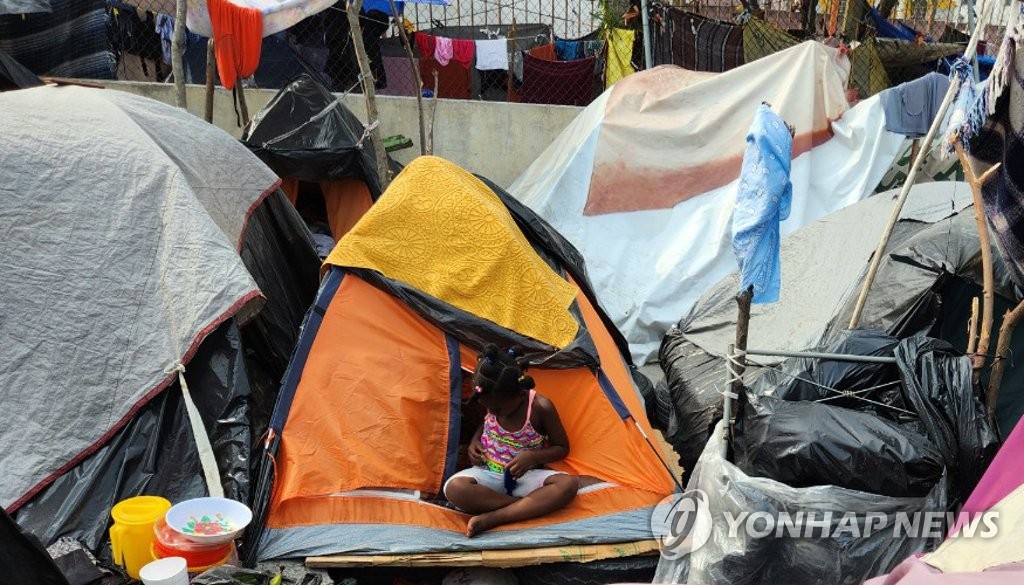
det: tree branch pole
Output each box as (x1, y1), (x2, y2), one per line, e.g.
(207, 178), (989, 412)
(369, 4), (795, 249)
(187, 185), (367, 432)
(967, 296), (980, 356)
(847, 0), (995, 329)
(204, 39), (215, 123)
(954, 138), (1001, 384)
(988, 299), (1024, 427)
(171, 0), (188, 108)
(387, 0), (426, 155)
(347, 0), (391, 189)
(426, 70), (439, 154)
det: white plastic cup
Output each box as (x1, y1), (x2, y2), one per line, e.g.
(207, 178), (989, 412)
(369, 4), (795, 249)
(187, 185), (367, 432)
(139, 557), (189, 585)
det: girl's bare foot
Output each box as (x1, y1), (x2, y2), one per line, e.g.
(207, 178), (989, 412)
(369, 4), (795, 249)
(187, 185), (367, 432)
(466, 512), (501, 537)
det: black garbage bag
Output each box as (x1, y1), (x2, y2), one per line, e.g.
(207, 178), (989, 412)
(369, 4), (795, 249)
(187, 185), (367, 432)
(733, 391), (945, 497)
(894, 337), (999, 505)
(749, 329), (908, 417)
(659, 327), (725, 479)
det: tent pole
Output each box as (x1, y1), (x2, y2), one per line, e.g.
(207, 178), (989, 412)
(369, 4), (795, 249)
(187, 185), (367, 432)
(847, 0), (995, 330)
(171, 0), (188, 108)
(640, 0), (653, 69)
(631, 419), (686, 492)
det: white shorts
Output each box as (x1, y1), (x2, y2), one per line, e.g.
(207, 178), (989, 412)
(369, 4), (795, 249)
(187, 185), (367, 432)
(443, 467), (566, 501)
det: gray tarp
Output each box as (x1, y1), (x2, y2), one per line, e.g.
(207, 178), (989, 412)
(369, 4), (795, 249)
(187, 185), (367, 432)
(0, 85), (280, 509)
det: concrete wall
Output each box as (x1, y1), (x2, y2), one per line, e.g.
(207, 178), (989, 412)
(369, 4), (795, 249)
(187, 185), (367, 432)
(100, 81), (582, 188)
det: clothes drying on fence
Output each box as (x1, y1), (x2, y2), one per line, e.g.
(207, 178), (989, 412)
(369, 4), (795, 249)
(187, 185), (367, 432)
(658, 9), (743, 72)
(529, 42), (557, 61)
(742, 16), (799, 64)
(415, 30), (436, 57)
(475, 37), (508, 70)
(452, 38), (474, 68)
(556, 39), (584, 61)
(880, 71), (950, 137)
(0, 0), (114, 79)
(520, 52), (595, 106)
(208, 0), (263, 90)
(435, 35), (453, 65)
(419, 56), (470, 98)
(867, 7), (921, 41)
(606, 28), (634, 88)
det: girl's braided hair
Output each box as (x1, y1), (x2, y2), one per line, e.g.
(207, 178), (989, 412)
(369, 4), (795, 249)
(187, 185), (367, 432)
(472, 344), (535, 400)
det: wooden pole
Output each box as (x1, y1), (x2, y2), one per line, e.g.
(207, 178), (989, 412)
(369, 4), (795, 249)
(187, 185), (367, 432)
(967, 296), (980, 356)
(171, 0), (188, 108)
(954, 139), (1001, 384)
(732, 287), (753, 402)
(236, 76), (250, 126)
(847, 0), (995, 330)
(988, 299), (1024, 427)
(204, 40), (215, 123)
(427, 69), (438, 155)
(347, 0), (391, 189)
(387, 0), (426, 155)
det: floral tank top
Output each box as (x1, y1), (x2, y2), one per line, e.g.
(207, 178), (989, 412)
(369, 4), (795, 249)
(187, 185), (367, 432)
(481, 390), (547, 473)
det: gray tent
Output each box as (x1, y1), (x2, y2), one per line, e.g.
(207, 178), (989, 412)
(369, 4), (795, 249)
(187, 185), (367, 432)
(656, 181), (1024, 474)
(0, 85), (320, 550)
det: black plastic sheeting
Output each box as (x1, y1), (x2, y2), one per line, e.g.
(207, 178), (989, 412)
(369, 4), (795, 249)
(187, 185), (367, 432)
(14, 192), (320, 558)
(0, 506), (69, 585)
(733, 333), (996, 504)
(894, 337), (1000, 505)
(14, 319), (252, 554)
(239, 191), (322, 434)
(733, 391), (945, 497)
(748, 330), (912, 422)
(241, 74), (386, 194)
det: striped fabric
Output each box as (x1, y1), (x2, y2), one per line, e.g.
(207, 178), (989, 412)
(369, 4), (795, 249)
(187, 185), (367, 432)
(0, 0), (114, 79)
(663, 9), (744, 72)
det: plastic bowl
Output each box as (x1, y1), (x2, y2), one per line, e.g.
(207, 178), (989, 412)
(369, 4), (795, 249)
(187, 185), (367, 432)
(165, 497), (251, 545)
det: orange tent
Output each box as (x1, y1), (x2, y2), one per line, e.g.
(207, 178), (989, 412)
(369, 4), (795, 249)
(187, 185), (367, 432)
(250, 156), (675, 560)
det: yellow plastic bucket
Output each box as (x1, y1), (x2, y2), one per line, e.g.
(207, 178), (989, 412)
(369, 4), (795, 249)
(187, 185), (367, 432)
(109, 496), (171, 579)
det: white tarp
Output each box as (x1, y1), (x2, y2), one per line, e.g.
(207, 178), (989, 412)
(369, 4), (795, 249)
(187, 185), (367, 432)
(0, 85), (279, 509)
(511, 41), (908, 363)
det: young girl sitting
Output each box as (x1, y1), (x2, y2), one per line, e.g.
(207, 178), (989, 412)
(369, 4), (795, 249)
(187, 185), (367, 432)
(444, 345), (578, 537)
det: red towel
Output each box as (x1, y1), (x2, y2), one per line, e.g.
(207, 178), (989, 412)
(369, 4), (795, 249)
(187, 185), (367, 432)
(528, 43), (557, 62)
(208, 0), (263, 90)
(415, 32), (436, 59)
(452, 38), (475, 69)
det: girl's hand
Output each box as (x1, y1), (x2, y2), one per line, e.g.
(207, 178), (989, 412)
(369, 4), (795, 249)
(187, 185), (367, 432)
(469, 438), (486, 465)
(506, 452), (538, 478)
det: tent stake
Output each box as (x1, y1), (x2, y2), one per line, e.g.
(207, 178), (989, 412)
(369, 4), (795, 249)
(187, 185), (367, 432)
(847, 0), (995, 329)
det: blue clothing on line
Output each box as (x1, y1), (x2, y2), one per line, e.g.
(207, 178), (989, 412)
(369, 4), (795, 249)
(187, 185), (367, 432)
(732, 103), (793, 304)
(363, 0), (403, 15)
(555, 39), (583, 61)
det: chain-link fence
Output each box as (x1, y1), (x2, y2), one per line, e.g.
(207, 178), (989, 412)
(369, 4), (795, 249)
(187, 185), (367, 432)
(0, 0), (1012, 107)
